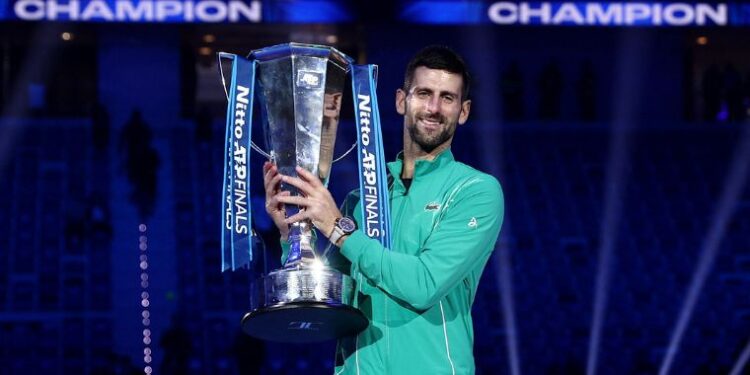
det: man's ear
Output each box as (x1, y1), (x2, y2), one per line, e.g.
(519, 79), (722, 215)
(458, 99), (471, 125)
(395, 89), (406, 115)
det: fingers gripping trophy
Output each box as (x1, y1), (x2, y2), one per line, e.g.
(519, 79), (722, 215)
(218, 43), (392, 343)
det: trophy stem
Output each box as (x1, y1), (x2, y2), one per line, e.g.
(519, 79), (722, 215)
(284, 220), (318, 268)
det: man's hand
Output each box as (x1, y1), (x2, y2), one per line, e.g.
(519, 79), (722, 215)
(277, 166), (343, 239)
(263, 161), (290, 241)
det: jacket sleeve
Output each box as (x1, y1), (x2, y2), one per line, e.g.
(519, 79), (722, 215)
(340, 176), (504, 311)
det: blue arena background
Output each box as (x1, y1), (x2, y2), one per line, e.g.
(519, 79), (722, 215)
(1, 2), (750, 374)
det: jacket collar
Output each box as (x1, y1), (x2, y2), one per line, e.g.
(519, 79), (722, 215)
(387, 148), (455, 187)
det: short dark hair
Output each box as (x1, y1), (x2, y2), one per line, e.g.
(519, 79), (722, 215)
(403, 45), (471, 101)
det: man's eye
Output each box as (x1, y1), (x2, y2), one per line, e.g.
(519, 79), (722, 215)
(417, 91), (429, 98)
(442, 96), (455, 103)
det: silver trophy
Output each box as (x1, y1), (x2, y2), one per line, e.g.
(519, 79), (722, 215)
(238, 43), (367, 343)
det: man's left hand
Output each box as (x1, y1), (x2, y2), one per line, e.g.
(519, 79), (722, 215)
(277, 166), (342, 238)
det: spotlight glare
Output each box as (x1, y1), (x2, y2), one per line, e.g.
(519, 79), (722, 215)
(495, 243), (521, 375)
(729, 337), (750, 375)
(587, 31), (643, 375)
(659, 127), (750, 375)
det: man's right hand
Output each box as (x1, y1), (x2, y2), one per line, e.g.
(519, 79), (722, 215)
(263, 161), (290, 241)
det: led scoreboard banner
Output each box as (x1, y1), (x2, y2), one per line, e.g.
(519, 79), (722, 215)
(0, 0), (352, 23)
(400, 1), (748, 26)
(1, 0), (747, 26)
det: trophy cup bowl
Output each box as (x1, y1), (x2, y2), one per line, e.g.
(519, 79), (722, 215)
(239, 43), (367, 343)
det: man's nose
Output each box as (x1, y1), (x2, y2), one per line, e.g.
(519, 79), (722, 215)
(424, 96), (440, 113)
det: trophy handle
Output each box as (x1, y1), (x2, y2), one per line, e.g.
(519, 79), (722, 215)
(241, 140), (354, 164)
(332, 141), (357, 163)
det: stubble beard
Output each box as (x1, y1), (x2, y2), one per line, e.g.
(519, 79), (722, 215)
(407, 113), (456, 154)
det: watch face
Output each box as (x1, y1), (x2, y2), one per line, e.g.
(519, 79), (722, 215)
(338, 217), (357, 233)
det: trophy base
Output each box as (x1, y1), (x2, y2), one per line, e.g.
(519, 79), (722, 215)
(241, 267), (367, 343)
(241, 302), (367, 343)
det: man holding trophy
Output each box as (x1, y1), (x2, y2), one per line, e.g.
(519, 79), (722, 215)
(262, 46), (505, 374)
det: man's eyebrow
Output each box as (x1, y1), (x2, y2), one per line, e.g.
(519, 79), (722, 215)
(410, 87), (458, 96)
(409, 86), (432, 94)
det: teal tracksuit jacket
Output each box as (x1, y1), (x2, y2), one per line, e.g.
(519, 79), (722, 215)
(283, 148), (504, 374)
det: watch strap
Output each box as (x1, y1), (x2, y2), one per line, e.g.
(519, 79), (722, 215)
(329, 224), (346, 246)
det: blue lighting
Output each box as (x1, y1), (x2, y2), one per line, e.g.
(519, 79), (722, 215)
(400, 1), (486, 24)
(659, 126), (750, 375)
(262, 0), (352, 22)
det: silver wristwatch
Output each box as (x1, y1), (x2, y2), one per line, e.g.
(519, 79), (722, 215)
(329, 216), (357, 246)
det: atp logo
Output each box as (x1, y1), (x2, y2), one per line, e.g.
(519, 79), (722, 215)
(297, 71), (322, 89)
(288, 321), (322, 331)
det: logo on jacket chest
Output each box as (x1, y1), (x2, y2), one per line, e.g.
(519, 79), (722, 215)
(424, 201), (441, 212)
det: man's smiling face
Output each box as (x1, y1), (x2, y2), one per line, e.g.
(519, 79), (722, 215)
(397, 66), (471, 154)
